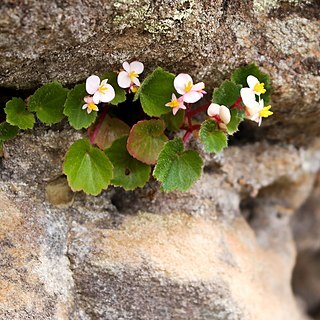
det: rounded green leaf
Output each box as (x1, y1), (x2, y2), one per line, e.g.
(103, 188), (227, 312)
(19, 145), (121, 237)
(101, 72), (126, 106)
(0, 122), (19, 141)
(153, 138), (203, 192)
(4, 97), (35, 129)
(127, 119), (168, 165)
(231, 64), (271, 103)
(63, 84), (97, 130)
(89, 114), (130, 150)
(227, 109), (245, 135)
(63, 138), (113, 195)
(212, 80), (241, 107)
(105, 136), (151, 190)
(199, 119), (228, 153)
(29, 81), (68, 124)
(134, 67), (175, 117)
(161, 109), (185, 131)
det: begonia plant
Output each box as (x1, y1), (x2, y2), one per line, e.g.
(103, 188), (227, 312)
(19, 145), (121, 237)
(0, 62), (273, 195)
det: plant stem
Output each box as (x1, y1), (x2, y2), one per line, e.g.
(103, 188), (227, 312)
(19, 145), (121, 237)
(188, 103), (210, 117)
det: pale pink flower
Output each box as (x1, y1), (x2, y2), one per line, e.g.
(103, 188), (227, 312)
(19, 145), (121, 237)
(165, 94), (186, 115)
(82, 96), (99, 114)
(173, 73), (206, 103)
(117, 61), (144, 89)
(86, 75), (115, 104)
(240, 88), (273, 126)
(207, 103), (231, 130)
(246, 75), (266, 96)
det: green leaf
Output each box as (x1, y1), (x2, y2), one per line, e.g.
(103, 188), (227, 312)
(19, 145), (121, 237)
(212, 80), (241, 107)
(153, 138), (203, 192)
(227, 109), (245, 135)
(161, 109), (185, 131)
(63, 138), (113, 195)
(29, 81), (68, 124)
(0, 122), (19, 141)
(127, 119), (168, 165)
(199, 119), (228, 153)
(88, 114), (130, 150)
(4, 97), (35, 129)
(231, 64), (271, 103)
(63, 84), (97, 130)
(134, 67), (175, 117)
(101, 72), (126, 106)
(105, 136), (151, 190)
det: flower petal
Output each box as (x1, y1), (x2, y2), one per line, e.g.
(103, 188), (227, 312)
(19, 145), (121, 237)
(132, 76), (140, 86)
(82, 104), (88, 109)
(99, 84), (115, 103)
(192, 82), (205, 92)
(183, 91), (202, 103)
(207, 103), (220, 117)
(93, 92), (101, 104)
(174, 73), (193, 95)
(219, 105), (231, 124)
(240, 88), (256, 108)
(247, 75), (259, 90)
(86, 75), (100, 95)
(84, 96), (93, 103)
(101, 79), (108, 85)
(123, 62), (130, 73)
(130, 61), (144, 74)
(172, 107), (179, 115)
(117, 71), (131, 88)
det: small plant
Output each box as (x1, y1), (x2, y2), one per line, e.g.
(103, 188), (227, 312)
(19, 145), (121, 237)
(0, 62), (272, 195)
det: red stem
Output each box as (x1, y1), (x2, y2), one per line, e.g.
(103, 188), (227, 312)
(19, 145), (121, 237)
(183, 130), (193, 144)
(188, 103), (211, 117)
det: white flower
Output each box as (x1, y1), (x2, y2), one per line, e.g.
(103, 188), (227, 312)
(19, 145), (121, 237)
(246, 75), (266, 95)
(207, 103), (231, 130)
(117, 61), (144, 89)
(86, 75), (115, 104)
(173, 73), (206, 103)
(82, 96), (99, 114)
(165, 94), (186, 115)
(240, 88), (273, 126)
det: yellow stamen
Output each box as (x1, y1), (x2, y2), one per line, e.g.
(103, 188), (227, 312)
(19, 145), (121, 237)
(98, 84), (108, 94)
(131, 86), (138, 93)
(167, 99), (179, 108)
(88, 102), (98, 112)
(184, 81), (193, 93)
(259, 105), (273, 118)
(254, 82), (266, 94)
(129, 71), (139, 82)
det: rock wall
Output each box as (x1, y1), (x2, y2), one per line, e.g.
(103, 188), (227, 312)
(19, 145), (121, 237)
(0, 127), (319, 319)
(0, 0), (320, 319)
(0, 0), (319, 143)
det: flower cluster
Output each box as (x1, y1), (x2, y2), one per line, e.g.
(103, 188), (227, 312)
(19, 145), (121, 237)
(83, 76), (115, 114)
(165, 74), (206, 115)
(117, 61), (144, 93)
(83, 61), (144, 114)
(207, 103), (231, 130)
(240, 75), (273, 126)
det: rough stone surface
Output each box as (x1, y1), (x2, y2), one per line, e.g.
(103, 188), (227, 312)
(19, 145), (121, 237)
(0, 126), (319, 319)
(0, 0), (320, 143)
(292, 174), (320, 319)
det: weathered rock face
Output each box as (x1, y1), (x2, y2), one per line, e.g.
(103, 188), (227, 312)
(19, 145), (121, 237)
(0, 126), (319, 319)
(0, 0), (320, 143)
(292, 175), (320, 319)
